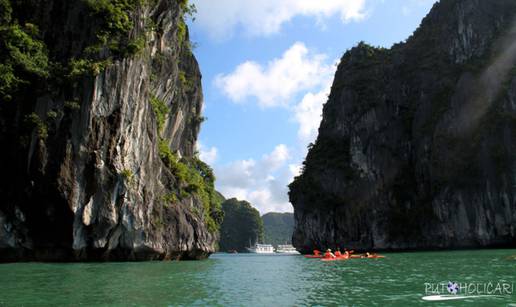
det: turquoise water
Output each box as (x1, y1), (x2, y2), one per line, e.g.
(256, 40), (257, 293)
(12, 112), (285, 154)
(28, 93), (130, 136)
(0, 250), (515, 306)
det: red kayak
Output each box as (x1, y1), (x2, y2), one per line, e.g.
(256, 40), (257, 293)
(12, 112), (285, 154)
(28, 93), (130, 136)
(321, 256), (349, 262)
(304, 255), (323, 258)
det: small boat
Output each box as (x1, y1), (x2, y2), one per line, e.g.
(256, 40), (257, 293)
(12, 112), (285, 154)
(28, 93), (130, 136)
(275, 245), (300, 254)
(246, 243), (275, 254)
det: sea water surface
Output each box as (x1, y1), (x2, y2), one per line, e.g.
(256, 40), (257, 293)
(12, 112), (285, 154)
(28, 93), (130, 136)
(0, 249), (515, 306)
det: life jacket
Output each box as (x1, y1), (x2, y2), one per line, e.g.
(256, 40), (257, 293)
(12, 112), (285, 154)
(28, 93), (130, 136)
(324, 252), (333, 258)
(334, 251), (342, 257)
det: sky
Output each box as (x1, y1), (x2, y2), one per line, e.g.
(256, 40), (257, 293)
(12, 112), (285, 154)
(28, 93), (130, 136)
(189, 0), (438, 214)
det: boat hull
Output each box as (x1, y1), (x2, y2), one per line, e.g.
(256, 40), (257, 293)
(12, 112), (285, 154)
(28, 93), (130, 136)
(247, 250), (275, 254)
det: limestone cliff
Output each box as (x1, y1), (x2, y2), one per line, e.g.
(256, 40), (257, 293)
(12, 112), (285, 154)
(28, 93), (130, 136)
(290, 0), (516, 253)
(0, 0), (222, 261)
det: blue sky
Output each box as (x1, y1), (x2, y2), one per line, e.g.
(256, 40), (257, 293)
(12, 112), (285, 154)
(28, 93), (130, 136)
(189, 0), (438, 214)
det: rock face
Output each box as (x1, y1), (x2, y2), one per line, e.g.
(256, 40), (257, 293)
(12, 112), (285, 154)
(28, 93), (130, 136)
(290, 0), (516, 253)
(0, 0), (221, 261)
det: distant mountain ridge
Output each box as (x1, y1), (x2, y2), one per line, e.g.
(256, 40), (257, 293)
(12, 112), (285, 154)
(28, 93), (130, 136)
(262, 212), (294, 246)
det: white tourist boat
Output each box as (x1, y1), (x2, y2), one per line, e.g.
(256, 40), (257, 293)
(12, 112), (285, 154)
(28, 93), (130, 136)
(246, 243), (275, 254)
(275, 244), (300, 254)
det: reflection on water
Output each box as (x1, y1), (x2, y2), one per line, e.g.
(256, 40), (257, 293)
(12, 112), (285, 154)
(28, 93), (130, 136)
(0, 250), (515, 306)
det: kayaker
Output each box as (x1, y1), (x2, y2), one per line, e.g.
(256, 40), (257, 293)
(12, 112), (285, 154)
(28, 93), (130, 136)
(334, 249), (342, 257)
(313, 249), (321, 256)
(366, 252), (371, 258)
(343, 250), (350, 259)
(324, 249), (336, 259)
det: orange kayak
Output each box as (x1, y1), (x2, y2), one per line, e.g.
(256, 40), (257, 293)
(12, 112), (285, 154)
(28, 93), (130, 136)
(304, 255), (323, 258)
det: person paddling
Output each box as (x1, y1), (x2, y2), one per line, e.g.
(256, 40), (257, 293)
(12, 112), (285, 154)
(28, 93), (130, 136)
(324, 249), (336, 259)
(343, 250), (350, 259)
(334, 249), (342, 258)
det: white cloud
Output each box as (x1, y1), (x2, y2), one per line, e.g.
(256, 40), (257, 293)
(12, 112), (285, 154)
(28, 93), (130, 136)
(215, 145), (293, 214)
(293, 77), (334, 143)
(217, 159), (256, 189)
(289, 164), (302, 178)
(197, 142), (218, 165)
(213, 45), (337, 214)
(218, 186), (249, 202)
(192, 0), (367, 39)
(262, 144), (290, 171)
(216, 42), (336, 143)
(215, 42), (334, 108)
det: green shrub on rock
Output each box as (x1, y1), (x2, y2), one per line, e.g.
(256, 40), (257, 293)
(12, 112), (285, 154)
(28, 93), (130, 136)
(0, 21), (49, 100)
(150, 95), (169, 132)
(24, 113), (48, 140)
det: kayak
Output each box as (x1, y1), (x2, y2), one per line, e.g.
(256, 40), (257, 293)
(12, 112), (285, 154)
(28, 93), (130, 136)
(350, 255), (364, 259)
(321, 257), (348, 262)
(350, 254), (385, 259)
(304, 255), (323, 258)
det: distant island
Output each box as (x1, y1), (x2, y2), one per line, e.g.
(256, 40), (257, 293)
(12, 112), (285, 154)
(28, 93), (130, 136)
(218, 198), (264, 252)
(262, 213), (294, 247)
(218, 199), (295, 252)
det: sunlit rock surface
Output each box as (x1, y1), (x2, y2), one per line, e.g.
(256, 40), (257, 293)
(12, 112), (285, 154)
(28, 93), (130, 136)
(0, 0), (217, 261)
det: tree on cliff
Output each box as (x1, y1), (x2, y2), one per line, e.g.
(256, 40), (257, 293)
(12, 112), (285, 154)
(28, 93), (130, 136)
(219, 198), (264, 252)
